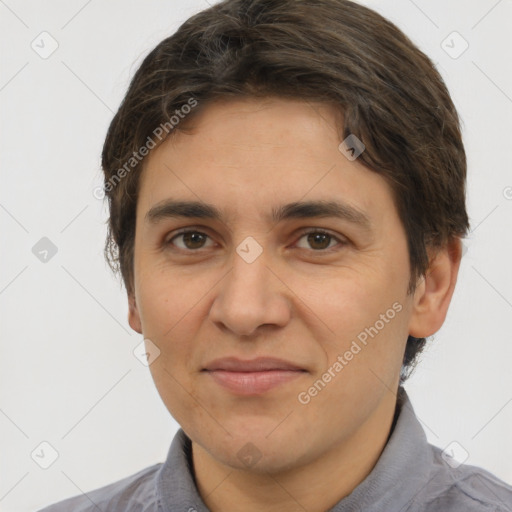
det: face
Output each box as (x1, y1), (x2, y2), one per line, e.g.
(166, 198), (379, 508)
(129, 97), (420, 474)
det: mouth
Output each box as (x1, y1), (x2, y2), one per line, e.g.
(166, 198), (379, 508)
(202, 357), (307, 395)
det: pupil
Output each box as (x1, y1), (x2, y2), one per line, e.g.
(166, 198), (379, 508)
(309, 233), (329, 249)
(181, 232), (331, 250)
(184, 232), (205, 248)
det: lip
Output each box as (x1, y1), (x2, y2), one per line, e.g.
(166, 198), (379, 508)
(203, 357), (305, 372)
(202, 357), (307, 395)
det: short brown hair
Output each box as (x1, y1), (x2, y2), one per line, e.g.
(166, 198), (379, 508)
(101, 0), (469, 380)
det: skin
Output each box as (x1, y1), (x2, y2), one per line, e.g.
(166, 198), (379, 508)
(128, 97), (462, 512)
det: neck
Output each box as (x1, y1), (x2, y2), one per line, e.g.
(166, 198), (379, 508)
(191, 392), (399, 512)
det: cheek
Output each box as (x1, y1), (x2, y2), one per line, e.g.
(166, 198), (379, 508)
(304, 265), (402, 336)
(137, 271), (207, 424)
(137, 261), (202, 335)
(135, 270), (207, 391)
(301, 263), (409, 383)
(148, 355), (205, 432)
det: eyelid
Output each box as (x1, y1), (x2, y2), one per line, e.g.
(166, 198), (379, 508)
(293, 227), (348, 250)
(165, 226), (348, 252)
(166, 226), (217, 249)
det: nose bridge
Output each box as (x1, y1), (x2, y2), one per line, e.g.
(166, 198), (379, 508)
(230, 241), (269, 294)
(225, 240), (273, 309)
(208, 239), (291, 336)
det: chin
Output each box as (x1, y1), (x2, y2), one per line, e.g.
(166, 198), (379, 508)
(219, 443), (303, 475)
(202, 426), (309, 475)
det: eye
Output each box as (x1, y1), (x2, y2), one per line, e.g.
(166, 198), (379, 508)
(165, 228), (347, 253)
(167, 230), (215, 251)
(294, 229), (346, 251)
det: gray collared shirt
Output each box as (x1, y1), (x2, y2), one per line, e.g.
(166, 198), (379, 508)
(38, 388), (512, 511)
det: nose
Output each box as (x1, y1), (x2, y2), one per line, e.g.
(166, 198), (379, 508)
(208, 246), (292, 337)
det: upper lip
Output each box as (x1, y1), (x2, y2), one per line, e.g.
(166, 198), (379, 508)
(203, 357), (305, 372)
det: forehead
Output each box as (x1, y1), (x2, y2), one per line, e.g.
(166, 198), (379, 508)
(137, 97), (398, 229)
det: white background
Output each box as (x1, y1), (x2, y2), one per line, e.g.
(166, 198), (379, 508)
(1, 0), (511, 510)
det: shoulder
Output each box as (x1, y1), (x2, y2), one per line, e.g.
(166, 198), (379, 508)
(36, 463), (163, 512)
(421, 445), (512, 512)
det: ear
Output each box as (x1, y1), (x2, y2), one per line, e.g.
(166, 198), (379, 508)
(128, 293), (143, 334)
(408, 238), (463, 338)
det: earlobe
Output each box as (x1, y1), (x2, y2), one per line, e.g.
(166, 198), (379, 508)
(408, 238), (463, 338)
(128, 293), (143, 334)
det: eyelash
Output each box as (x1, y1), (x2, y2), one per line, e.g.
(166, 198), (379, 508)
(165, 228), (347, 253)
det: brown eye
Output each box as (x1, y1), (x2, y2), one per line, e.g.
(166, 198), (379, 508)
(295, 230), (346, 251)
(168, 230), (214, 251)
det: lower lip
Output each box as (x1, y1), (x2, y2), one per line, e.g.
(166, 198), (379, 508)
(205, 370), (305, 395)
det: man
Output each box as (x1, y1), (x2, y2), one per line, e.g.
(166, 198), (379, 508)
(40, 0), (512, 510)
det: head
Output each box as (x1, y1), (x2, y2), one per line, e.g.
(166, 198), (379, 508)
(101, 0), (468, 474)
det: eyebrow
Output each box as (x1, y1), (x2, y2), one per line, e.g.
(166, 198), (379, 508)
(145, 199), (372, 230)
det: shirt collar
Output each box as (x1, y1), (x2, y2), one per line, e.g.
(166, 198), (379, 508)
(156, 387), (433, 512)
